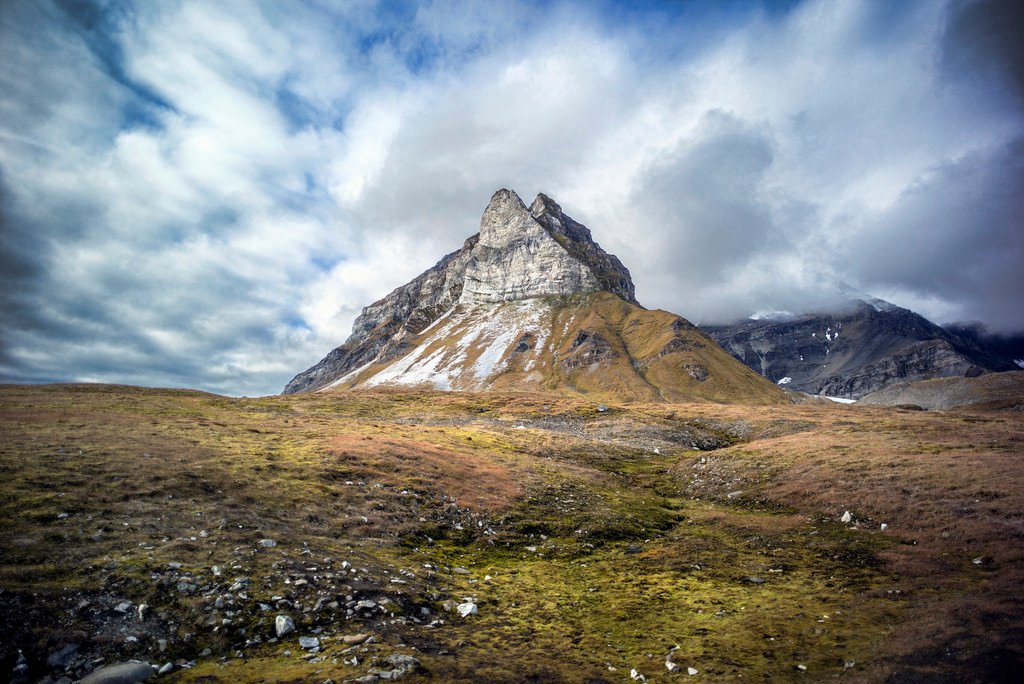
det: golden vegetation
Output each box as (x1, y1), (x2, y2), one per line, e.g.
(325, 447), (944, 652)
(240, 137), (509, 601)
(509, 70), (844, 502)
(0, 384), (1021, 682)
(342, 292), (787, 405)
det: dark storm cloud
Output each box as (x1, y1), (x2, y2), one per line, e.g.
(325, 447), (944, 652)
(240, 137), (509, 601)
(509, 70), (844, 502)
(941, 0), (1024, 105)
(0, 0), (1021, 395)
(842, 137), (1024, 331)
(629, 113), (779, 282)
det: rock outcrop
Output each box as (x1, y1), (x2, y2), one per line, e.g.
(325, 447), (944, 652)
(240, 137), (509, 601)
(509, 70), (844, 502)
(858, 370), (1024, 410)
(460, 190), (600, 304)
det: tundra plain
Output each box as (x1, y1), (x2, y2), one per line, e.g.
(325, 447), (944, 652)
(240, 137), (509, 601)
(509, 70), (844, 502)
(1, 384), (1022, 682)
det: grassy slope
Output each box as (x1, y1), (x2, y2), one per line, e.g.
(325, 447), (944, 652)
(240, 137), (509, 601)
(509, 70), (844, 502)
(1, 385), (1021, 682)
(344, 293), (786, 405)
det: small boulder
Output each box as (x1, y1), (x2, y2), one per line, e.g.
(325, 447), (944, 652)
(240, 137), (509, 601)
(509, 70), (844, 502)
(840, 511), (852, 524)
(275, 615), (296, 637)
(383, 654), (421, 676)
(259, 539), (277, 548)
(298, 636), (319, 650)
(47, 643), (80, 669)
(79, 662), (154, 684)
(456, 601), (477, 617)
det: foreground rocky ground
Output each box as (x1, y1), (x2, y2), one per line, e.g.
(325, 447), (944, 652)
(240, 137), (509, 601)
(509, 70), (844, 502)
(1, 384), (1021, 682)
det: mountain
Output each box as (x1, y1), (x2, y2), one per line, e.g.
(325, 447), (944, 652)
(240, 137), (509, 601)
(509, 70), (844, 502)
(701, 294), (1020, 399)
(285, 189), (784, 403)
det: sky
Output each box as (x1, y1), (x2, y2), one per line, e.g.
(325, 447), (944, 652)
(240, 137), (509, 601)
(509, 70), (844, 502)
(1, 0), (1022, 396)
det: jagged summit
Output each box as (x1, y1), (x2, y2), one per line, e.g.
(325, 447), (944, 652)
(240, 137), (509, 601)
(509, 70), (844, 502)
(284, 189), (782, 403)
(460, 189), (636, 305)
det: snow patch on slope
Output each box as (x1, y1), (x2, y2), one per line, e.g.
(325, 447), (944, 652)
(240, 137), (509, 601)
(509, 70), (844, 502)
(751, 310), (796, 322)
(361, 311), (465, 390)
(361, 299), (552, 390)
(321, 360), (374, 391)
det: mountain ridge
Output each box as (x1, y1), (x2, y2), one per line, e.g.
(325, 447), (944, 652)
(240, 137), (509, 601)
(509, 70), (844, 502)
(701, 294), (1021, 399)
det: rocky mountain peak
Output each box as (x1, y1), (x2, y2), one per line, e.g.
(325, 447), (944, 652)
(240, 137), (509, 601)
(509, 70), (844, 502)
(284, 189), (640, 393)
(529, 192), (562, 218)
(460, 188), (637, 305)
(477, 189), (535, 248)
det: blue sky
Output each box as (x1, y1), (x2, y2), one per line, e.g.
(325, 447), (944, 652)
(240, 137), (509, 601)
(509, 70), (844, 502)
(1, 0), (1022, 395)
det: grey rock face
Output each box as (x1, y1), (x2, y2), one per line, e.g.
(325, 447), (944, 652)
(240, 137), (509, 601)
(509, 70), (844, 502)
(815, 339), (976, 397)
(284, 189), (636, 394)
(461, 189), (600, 304)
(858, 369), (1024, 410)
(703, 298), (995, 399)
(529, 193), (637, 304)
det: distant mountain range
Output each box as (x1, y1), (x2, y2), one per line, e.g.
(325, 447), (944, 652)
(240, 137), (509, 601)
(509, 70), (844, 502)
(701, 295), (1024, 399)
(285, 190), (784, 404)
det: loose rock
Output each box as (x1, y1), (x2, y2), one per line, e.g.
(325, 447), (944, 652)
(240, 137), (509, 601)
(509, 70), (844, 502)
(47, 643), (80, 670)
(456, 601), (478, 617)
(275, 614), (296, 637)
(383, 654), (421, 677)
(79, 662), (154, 684)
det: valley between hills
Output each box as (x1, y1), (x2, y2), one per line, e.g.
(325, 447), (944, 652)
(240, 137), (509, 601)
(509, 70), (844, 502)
(2, 383), (1022, 682)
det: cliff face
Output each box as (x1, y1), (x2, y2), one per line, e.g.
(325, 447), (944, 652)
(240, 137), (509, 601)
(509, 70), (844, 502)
(459, 190), (602, 304)
(284, 189), (639, 394)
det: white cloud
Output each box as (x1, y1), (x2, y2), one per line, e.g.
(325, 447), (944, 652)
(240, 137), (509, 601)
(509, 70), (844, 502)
(1, 0), (1021, 395)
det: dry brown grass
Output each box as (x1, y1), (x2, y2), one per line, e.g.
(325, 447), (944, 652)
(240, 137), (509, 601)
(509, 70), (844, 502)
(326, 434), (524, 512)
(670, 400), (1024, 680)
(1, 384), (1022, 682)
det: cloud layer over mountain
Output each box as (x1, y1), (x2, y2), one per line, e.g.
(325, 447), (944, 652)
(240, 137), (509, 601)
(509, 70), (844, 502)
(2, 0), (1021, 395)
